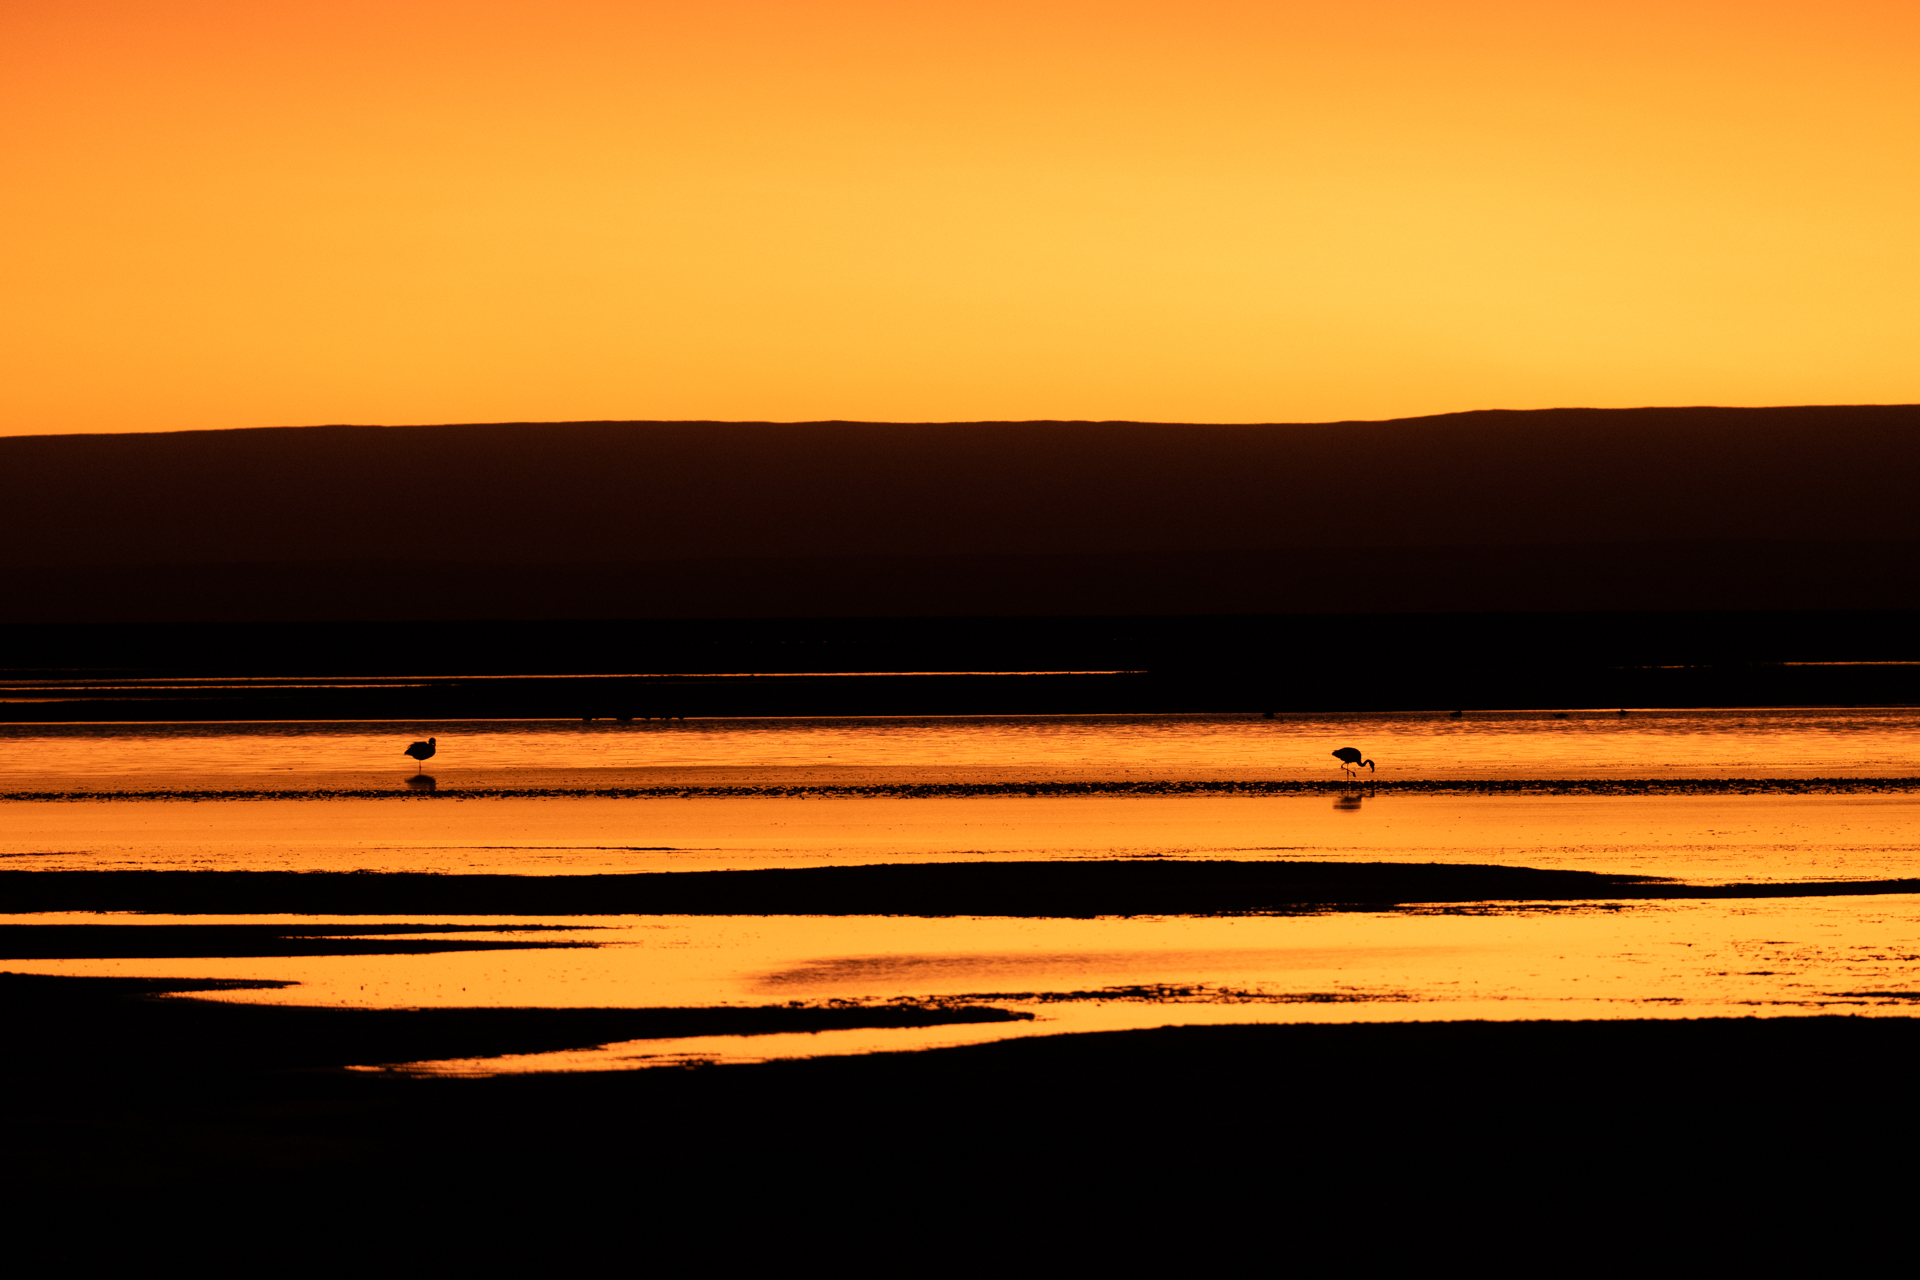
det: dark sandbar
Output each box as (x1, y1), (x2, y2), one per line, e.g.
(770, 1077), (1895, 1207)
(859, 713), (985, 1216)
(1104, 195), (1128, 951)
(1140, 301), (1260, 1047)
(0, 972), (1027, 1076)
(6, 861), (1918, 918)
(0, 922), (595, 959)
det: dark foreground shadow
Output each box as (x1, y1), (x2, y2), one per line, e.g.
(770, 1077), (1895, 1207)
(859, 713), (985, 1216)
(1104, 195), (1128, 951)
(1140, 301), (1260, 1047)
(2, 989), (1914, 1266)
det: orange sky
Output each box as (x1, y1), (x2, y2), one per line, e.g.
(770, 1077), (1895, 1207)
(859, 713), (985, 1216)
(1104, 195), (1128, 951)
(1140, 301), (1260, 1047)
(3, 0), (1915, 435)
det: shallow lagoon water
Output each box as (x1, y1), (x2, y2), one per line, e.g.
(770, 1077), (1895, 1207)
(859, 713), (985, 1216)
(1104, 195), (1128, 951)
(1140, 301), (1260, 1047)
(12, 893), (1920, 1070)
(4, 711), (1919, 1072)
(6, 708), (1920, 792)
(5, 792), (1920, 881)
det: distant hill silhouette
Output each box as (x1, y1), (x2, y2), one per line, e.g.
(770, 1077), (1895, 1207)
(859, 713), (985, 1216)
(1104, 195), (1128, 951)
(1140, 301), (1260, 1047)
(2, 406), (1915, 622)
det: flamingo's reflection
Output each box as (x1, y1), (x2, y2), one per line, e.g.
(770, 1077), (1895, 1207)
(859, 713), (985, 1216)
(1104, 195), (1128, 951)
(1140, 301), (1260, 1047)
(405, 774), (437, 791)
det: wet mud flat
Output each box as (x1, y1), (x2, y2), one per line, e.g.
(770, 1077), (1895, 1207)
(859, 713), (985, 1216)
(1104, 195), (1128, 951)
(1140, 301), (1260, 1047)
(3, 981), (1915, 1263)
(0, 972), (1027, 1073)
(10, 856), (1920, 1258)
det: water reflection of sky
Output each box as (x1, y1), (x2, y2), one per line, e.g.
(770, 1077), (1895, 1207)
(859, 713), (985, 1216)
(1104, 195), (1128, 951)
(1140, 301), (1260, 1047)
(5, 792), (1916, 881)
(6, 711), (1919, 1074)
(5, 709), (1920, 790)
(11, 898), (1920, 1072)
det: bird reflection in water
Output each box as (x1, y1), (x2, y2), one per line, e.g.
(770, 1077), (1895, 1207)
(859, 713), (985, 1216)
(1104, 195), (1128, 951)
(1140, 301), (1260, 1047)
(1333, 788), (1366, 810)
(405, 774), (437, 791)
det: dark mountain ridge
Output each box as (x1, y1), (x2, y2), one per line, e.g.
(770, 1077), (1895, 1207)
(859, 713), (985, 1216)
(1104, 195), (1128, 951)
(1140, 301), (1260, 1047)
(2, 405), (1915, 621)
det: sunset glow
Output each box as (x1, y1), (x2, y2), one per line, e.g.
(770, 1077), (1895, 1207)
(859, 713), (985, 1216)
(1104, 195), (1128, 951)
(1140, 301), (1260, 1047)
(4, 0), (1916, 434)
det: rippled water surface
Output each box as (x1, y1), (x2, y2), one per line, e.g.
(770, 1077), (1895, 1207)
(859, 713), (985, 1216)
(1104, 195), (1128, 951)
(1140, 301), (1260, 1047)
(6, 793), (1918, 880)
(5, 709), (1920, 791)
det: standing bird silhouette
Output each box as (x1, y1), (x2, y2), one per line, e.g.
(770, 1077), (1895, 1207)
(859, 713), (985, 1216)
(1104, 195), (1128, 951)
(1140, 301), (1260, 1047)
(1332, 747), (1374, 778)
(403, 737), (437, 774)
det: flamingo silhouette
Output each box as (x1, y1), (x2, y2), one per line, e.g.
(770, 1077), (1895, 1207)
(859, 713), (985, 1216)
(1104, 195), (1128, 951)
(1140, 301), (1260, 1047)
(403, 736), (437, 774)
(1332, 747), (1374, 778)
